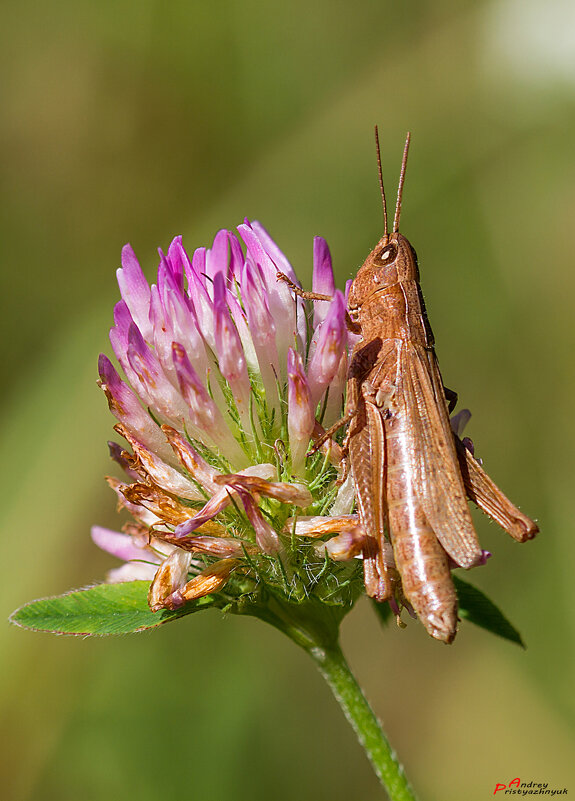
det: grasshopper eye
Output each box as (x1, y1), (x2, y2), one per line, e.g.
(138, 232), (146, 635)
(375, 244), (397, 265)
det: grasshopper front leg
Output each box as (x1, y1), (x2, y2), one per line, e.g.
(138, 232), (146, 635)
(276, 271), (362, 335)
(347, 378), (400, 602)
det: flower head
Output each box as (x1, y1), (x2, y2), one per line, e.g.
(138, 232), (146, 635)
(96, 223), (360, 617)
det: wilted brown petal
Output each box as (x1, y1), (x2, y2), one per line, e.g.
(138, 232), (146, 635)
(162, 425), (221, 494)
(215, 473), (313, 507)
(158, 534), (249, 558)
(106, 476), (162, 526)
(329, 473), (356, 516)
(172, 487), (235, 535)
(115, 423), (205, 501)
(148, 549), (193, 612)
(119, 482), (198, 527)
(284, 514), (358, 538)
(108, 440), (141, 480)
(324, 526), (366, 560)
(162, 558), (239, 609)
(234, 487), (282, 556)
(173, 463), (278, 538)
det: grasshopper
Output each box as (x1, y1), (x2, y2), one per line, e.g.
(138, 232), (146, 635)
(282, 130), (538, 643)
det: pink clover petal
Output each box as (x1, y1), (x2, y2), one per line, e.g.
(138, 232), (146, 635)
(238, 222), (302, 374)
(172, 342), (219, 431)
(206, 229), (232, 281)
(155, 251), (171, 300)
(112, 299), (133, 342)
(149, 284), (176, 379)
(109, 302), (143, 393)
(109, 302), (152, 402)
(126, 322), (161, 388)
(188, 246), (206, 288)
(116, 244), (153, 342)
(241, 262), (277, 348)
(152, 279), (208, 386)
(287, 348), (315, 475)
(166, 236), (193, 285)
(228, 231), (245, 279)
(240, 263), (281, 413)
(98, 354), (176, 465)
(322, 351), (348, 429)
(312, 236), (335, 328)
(185, 261), (216, 349)
(213, 272), (247, 381)
(250, 220), (298, 283)
(107, 562), (159, 583)
(250, 219), (307, 353)
(91, 525), (152, 563)
(127, 324), (189, 424)
(237, 221), (280, 286)
(225, 289), (258, 372)
(307, 290), (347, 408)
(165, 235), (190, 292)
(171, 342), (246, 465)
(157, 251), (189, 321)
(213, 272), (251, 421)
(159, 270), (209, 378)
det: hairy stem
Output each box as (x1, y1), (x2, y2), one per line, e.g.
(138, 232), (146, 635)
(306, 641), (419, 801)
(243, 598), (418, 799)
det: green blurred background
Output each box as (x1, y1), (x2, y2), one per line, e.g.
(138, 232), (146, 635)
(2, 1), (574, 799)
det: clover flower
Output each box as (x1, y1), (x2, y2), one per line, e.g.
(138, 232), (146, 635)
(94, 221), (363, 616)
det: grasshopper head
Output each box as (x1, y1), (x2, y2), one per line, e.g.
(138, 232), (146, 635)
(348, 231), (419, 312)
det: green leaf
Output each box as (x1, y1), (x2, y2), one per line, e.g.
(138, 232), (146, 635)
(10, 581), (216, 636)
(453, 575), (525, 648)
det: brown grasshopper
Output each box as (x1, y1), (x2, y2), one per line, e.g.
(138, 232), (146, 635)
(282, 130), (538, 643)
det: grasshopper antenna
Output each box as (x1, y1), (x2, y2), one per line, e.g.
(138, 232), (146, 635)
(393, 131), (411, 233)
(374, 125), (388, 240)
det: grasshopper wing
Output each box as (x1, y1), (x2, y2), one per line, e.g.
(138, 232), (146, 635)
(401, 341), (483, 568)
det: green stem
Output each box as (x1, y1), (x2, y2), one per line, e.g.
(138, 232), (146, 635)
(242, 598), (418, 800)
(307, 641), (419, 801)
